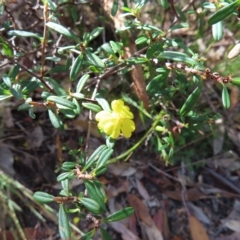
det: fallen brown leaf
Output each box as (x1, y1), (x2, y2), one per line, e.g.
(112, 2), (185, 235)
(127, 194), (152, 226)
(189, 215), (209, 240)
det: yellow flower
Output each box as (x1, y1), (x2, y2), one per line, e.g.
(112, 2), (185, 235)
(95, 100), (135, 139)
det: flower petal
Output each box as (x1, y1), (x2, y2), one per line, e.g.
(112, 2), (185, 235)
(95, 111), (112, 121)
(111, 100), (133, 119)
(121, 119), (135, 138)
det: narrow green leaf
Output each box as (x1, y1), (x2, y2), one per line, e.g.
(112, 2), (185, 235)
(212, 21), (223, 41)
(208, 1), (239, 25)
(48, 109), (63, 129)
(61, 179), (69, 194)
(47, 96), (76, 109)
(94, 165), (107, 176)
(59, 108), (76, 118)
(90, 27), (104, 41)
(96, 95), (111, 111)
(0, 36), (13, 57)
(59, 205), (71, 240)
(8, 30), (43, 40)
(46, 22), (79, 42)
(70, 54), (83, 81)
(72, 98), (81, 115)
(222, 85), (230, 109)
(0, 94), (12, 101)
(57, 172), (75, 182)
(83, 145), (108, 172)
(76, 74), (90, 93)
(62, 162), (76, 170)
(81, 229), (96, 240)
(22, 80), (39, 94)
(45, 77), (67, 96)
(85, 51), (105, 68)
(82, 102), (102, 112)
(179, 80), (203, 116)
(135, 35), (148, 45)
(29, 107), (36, 119)
(103, 207), (134, 223)
(10, 85), (23, 99)
(84, 180), (107, 213)
(9, 65), (20, 79)
(2, 74), (12, 87)
(231, 77), (240, 86)
(158, 51), (198, 65)
(101, 43), (115, 55)
(96, 148), (113, 169)
(110, 41), (123, 53)
(168, 23), (189, 32)
(100, 227), (113, 240)
(33, 191), (54, 203)
(80, 197), (100, 214)
(160, 0), (169, 9)
(111, 0), (118, 16)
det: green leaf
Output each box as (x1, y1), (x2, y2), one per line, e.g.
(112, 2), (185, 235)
(8, 30), (43, 40)
(22, 79), (39, 94)
(70, 54), (83, 81)
(10, 84), (23, 99)
(81, 229), (96, 240)
(58, 205), (71, 240)
(179, 79), (202, 116)
(160, 0), (169, 9)
(111, 0), (118, 16)
(80, 197), (100, 214)
(110, 41), (123, 54)
(83, 145), (108, 172)
(222, 85), (230, 109)
(9, 65), (20, 79)
(168, 23), (189, 32)
(0, 94), (12, 101)
(72, 98), (81, 115)
(231, 77), (240, 86)
(28, 107), (36, 119)
(94, 165), (107, 176)
(101, 43), (115, 55)
(76, 74), (90, 93)
(208, 1), (239, 25)
(85, 51), (105, 68)
(47, 96), (76, 109)
(135, 35), (148, 45)
(48, 109), (63, 129)
(103, 207), (134, 223)
(61, 179), (69, 194)
(71, 92), (85, 99)
(57, 172), (75, 182)
(82, 102), (102, 112)
(59, 108), (77, 118)
(84, 180), (107, 214)
(96, 147), (113, 169)
(90, 27), (104, 41)
(33, 191), (54, 203)
(100, 227), (113, 240)
(95, 95), (111, 111)
(46, 22), (79, 42)
(158, 51), (198, 65)
(0, 36), (13, 57)
(2, 74), (12, 87)
(62, 162), (76, 171)
(45, 77), (67, 96)
(212, 21), (223, 41)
